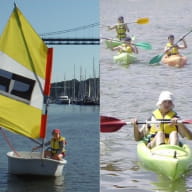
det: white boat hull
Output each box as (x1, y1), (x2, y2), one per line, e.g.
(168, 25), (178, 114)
(7, 151), (67, 177)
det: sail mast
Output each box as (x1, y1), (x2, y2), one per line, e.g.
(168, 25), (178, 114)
(40, 48), (53, 156)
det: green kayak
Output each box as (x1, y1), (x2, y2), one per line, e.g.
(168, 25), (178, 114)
(105, 39), (121, 49)
(105, 36), (135, 49)
(113, 52), (136, 65)
(137, 141), (192, 180)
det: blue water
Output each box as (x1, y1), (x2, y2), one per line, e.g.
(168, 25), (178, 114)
(0, 104), (99, 192)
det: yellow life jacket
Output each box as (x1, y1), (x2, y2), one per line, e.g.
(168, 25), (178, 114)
(120, 44), (133, 53)
(166, 42), (179, 56)
(50, 136), (66, 154)
(149, 109), (177, 135)
(116, 24), (127, 39)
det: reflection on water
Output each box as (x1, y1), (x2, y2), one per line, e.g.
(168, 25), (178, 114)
(152, 175), (187, 192)
(7, 175), (65, 192)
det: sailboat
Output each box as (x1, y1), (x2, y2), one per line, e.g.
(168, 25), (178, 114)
(0, 5), (66, 176)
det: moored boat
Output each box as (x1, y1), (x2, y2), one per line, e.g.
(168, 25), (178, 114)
(113, 52), (136, 65)
(161, 54), (187, 68)
(137, 141), (192, 180)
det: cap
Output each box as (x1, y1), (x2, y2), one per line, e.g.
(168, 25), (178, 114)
(156, 91), (174, 106)
(52, 129), (61, 135)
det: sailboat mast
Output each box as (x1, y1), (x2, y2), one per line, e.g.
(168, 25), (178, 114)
(41, 48), (53, 156)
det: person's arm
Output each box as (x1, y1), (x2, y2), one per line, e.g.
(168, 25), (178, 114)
(178, 39), (187, 49)
(112, 45), (122, 51)
(108, 25), (116, 30)
(178, 123), (192, 139)
(131, 119), (144, 141)
(125, 24), (130, 32)
(132, 45), (138, 54)
(171, 117), (192, 139)
(57, 138), (66, 154)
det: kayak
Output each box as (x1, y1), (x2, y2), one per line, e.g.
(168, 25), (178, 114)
(137, 141), (192, 180)
(161, 55), (187, 68)
(113, 52), (136, 65)
(105, 39), (121, 49)
(105, 36), (135, 49)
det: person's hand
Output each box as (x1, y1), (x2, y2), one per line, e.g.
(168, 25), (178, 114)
(170, 117), (180, 126)
(131, 118), (138, 126)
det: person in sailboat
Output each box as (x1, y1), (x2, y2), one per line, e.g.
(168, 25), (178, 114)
(32, 129), (66, 160)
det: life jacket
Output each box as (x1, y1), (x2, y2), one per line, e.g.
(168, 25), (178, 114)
(50, 136), (66, 154)
(116, 24), (127, 40)
(149, 109), (177, 136)
(120, 44), (133, 53)
(166, 42), (179, 56)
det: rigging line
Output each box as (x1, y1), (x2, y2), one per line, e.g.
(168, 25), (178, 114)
(40, 22), (99, 36)
(0, 128), (20, 157)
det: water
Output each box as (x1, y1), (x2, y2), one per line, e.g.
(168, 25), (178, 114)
(100, 0), (192, 191)
(0, 104), (99, 192)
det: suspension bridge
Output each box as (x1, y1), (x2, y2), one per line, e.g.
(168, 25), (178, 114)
(40, 22), (100, 45)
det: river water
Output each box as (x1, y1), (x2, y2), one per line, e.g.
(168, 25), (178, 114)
(0, 104), (99, 192)
(100, 0), (192, 191)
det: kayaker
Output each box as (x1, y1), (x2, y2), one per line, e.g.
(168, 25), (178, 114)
(164, 34), (187, 57)
(112, 36), (138, 54)
(32, 128), (67, 160)
(132, 91), (192, 148)
(108, 16), (130, 40)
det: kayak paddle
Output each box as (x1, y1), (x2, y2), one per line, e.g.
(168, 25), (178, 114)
(149, 29), (192, 64)
(128, 17), (149, 25)
(100, 115), (192, 133)
(102, 37), (152, 50)
(102, 17), (150, 28)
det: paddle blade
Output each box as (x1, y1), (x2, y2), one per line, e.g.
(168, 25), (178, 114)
(100, 116), (126, 132)
(149, 54), (163, 64)
(182, 120), (192, 124)
(136, 18), (149, 24)
(135, 42), (152, 50)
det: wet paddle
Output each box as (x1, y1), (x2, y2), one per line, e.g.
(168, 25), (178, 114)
(102, 37), (152, 50)
(149, 29), (192, 64)
(100, 115), (192, 133)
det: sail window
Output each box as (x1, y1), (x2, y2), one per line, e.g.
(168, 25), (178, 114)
(0, 69), (35, 104)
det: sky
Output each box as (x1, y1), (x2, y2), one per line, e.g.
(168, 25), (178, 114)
(0, 0), (99, 82)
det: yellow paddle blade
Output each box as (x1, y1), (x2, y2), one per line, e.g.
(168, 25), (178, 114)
(136, 17), (149, 24)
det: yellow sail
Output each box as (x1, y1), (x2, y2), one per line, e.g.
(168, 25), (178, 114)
(0, 5), (52, 139)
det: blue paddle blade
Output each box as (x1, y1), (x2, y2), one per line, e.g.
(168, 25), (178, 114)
(149, 54), (163, 64)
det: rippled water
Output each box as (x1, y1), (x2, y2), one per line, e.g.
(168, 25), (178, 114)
(0, 104), (99, 192)
(100, 0), (192, 191)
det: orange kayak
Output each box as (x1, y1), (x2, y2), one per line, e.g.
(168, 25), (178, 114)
(161, 55), (187, 68)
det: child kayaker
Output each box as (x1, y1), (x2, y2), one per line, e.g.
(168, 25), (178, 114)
(32, 128), (67, 160)
(131, 91), (192, 148)
(164, 34), (187, 57)
(112, 36), (138, 54)
(108, 16), (130, 40)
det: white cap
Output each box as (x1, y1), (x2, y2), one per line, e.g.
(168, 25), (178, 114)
(156, 91), (174, 107)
